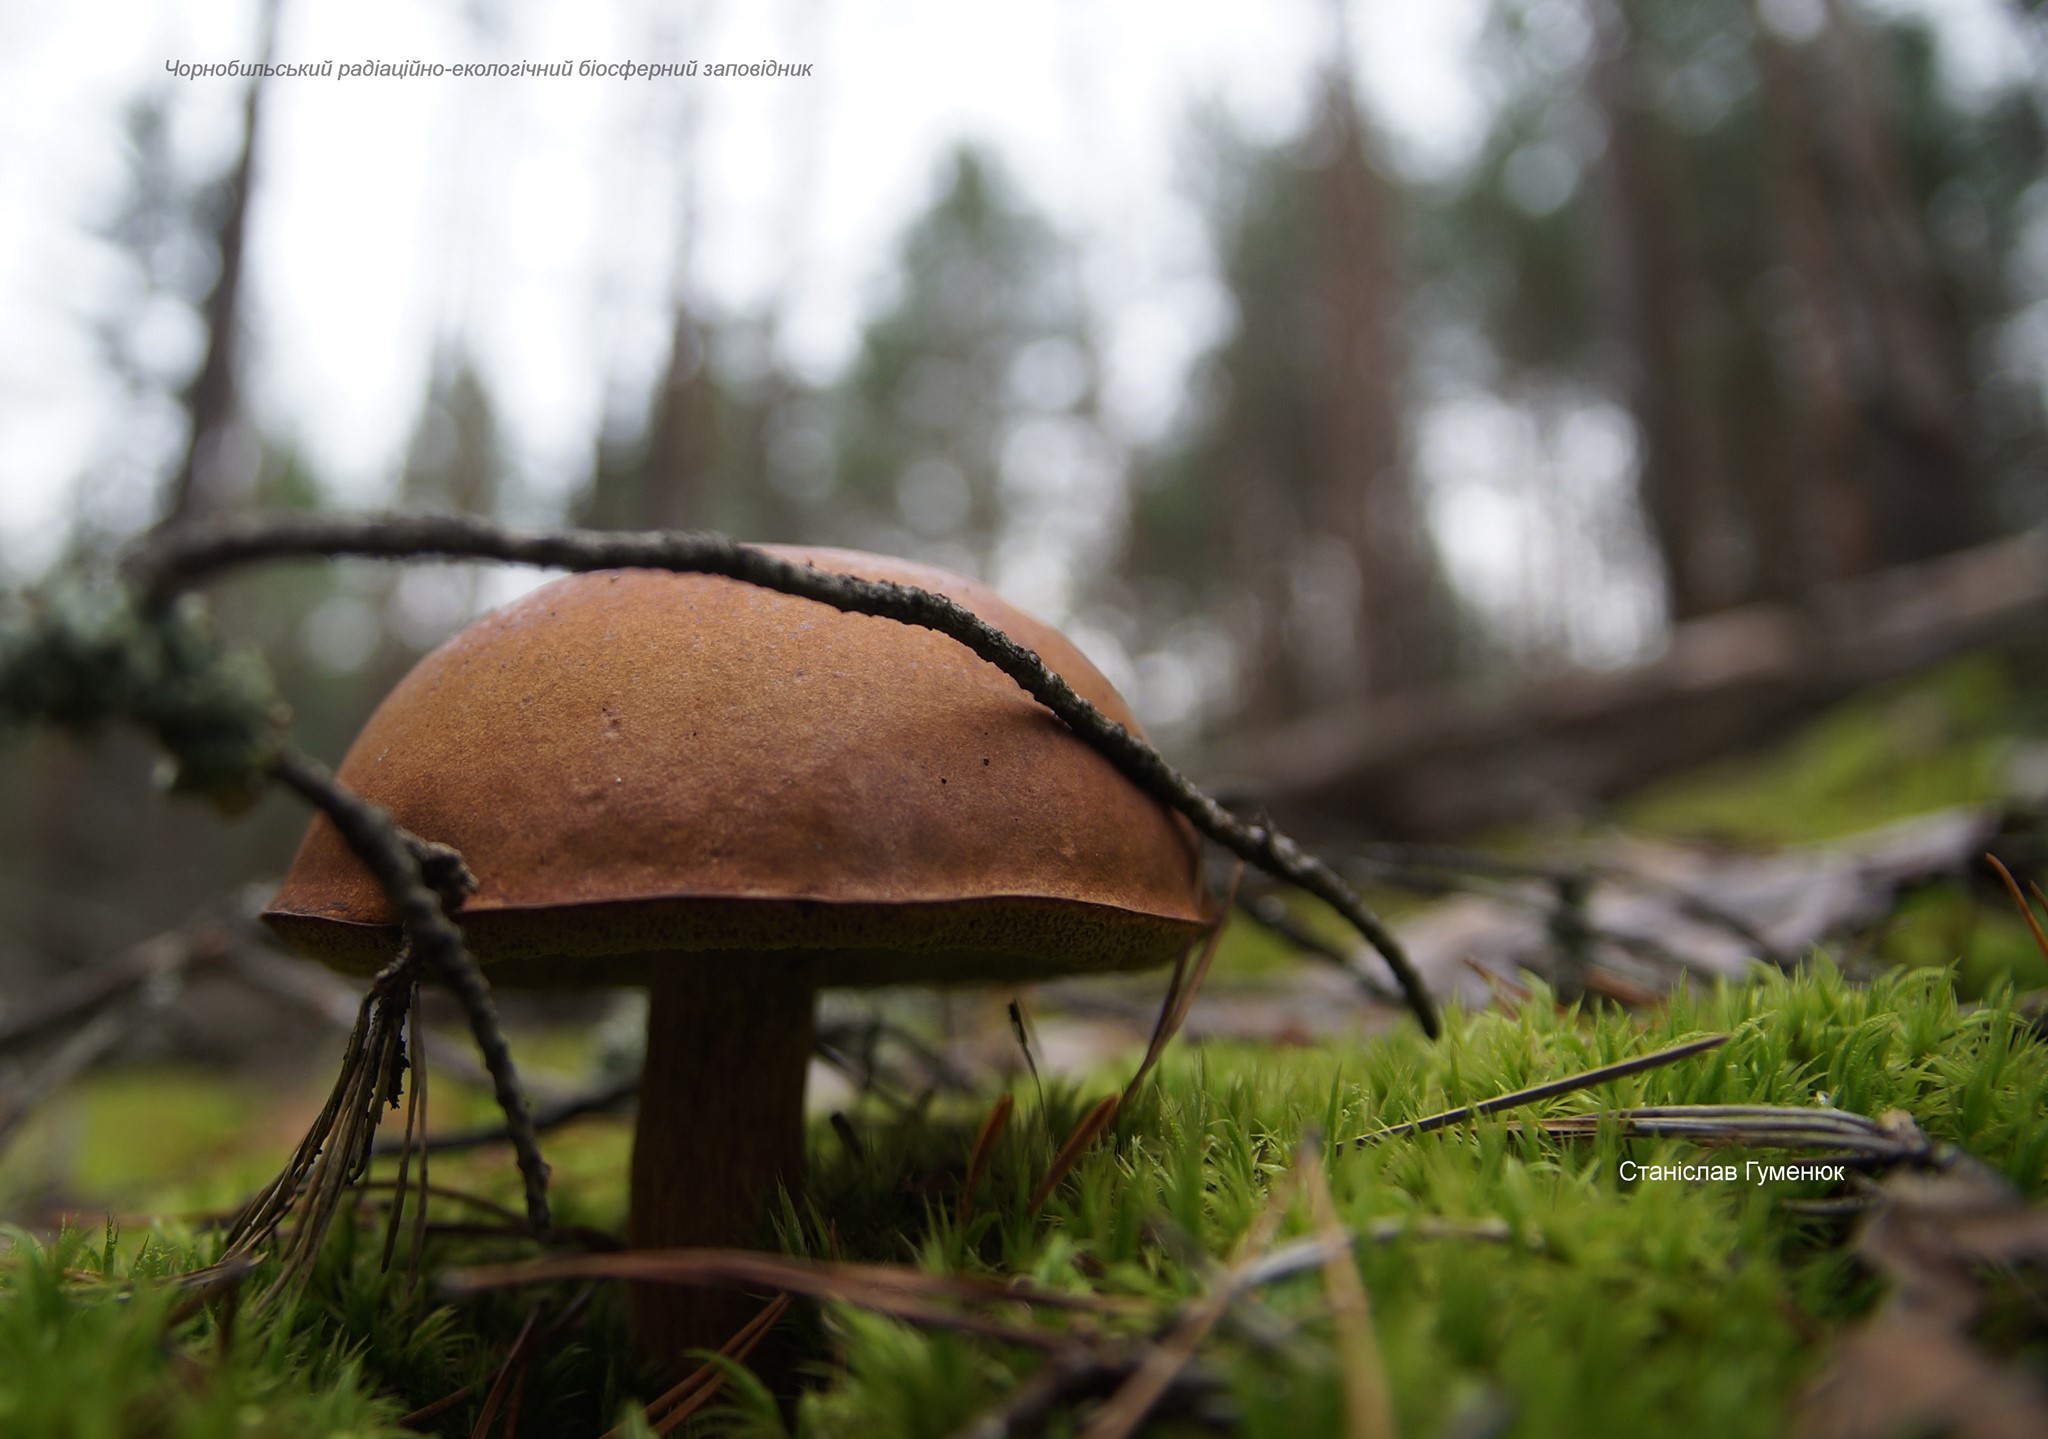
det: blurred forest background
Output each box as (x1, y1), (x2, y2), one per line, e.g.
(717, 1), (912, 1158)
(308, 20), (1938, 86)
(2, 0), (2047, 1016)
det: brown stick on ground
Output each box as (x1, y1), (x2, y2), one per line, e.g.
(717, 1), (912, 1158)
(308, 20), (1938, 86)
(628, 963), (817, 1370)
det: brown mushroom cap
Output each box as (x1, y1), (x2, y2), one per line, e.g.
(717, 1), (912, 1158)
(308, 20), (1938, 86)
(264, 546), (1212, 986)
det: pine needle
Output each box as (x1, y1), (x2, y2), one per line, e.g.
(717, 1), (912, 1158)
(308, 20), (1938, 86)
(1027, 1094), (1122, 1214)
(1301, 1145), (1396, 1439)
(1985, 853), (2048, 962)
(629, 1295), (792, 1437)
(960, 1093), (1014, 1227)
(1353, 1033), (1730, 1143)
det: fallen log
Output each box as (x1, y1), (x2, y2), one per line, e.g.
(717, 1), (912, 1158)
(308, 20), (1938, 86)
(1211, 528), (2048, 841)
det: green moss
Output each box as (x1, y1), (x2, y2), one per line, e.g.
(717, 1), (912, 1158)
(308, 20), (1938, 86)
(1874, 883), (2048, 997)
(0, 1225), (408, 1438)
(6, 967), (2047, 1437)
(761, 966), (2048, 1438)
(0, 1068), (303, 1221)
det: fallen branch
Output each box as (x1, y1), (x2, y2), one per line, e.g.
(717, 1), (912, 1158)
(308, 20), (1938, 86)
(0, 925), (232, 1060)
(0, 925), (240, 1157)
(1223, 527), (2048, 841)
(1396, 808), (2009, 1003)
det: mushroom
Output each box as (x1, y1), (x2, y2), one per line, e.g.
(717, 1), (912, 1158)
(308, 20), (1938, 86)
(262, 546), (1212, 1363)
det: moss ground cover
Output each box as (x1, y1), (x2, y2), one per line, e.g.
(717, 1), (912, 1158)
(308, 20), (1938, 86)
(3, 961), (2044, 1437)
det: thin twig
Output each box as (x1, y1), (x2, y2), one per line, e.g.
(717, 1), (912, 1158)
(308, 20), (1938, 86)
(245, 962), (413, 1311)
(1353, 1033), (1730, 1143)
(397, 1377), (480, 1431)
(814, 1021), (975, 1115)
(396, 1285), (601, 1432)
(1236, 1218), (1519, 1288)
(1234, 892), (1396, 1002)
(267, 745), (550, 1238)
(0, 925), (230, 1059)
(381, 983), (426, 1281)
(1349, 840), (1791, 972)
(0, 969), (192, 1155)
(407, 985), (430, 1295)
(222, 945), (506, 1095)
(950, 1349), (1232, 1439)
(0, 1011), (125, 1152)
(1025, 871), (1238, 1216)
(953, 1209), (1515, 1439)
(126, 511), (1436, 1036)
(1124, 863), (1240, 1109)
(371, 1073), (637, 1158)
(164, 1254), (260, 1326)
(1027, 1095), (1123, 1214)
(356, 1179), (526, 1227)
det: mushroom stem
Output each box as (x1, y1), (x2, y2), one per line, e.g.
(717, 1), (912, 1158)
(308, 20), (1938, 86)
(629, 960), (817, 1371)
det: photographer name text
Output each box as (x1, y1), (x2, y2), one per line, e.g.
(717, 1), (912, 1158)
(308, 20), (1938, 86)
(1620, 1159), (1850, 1184)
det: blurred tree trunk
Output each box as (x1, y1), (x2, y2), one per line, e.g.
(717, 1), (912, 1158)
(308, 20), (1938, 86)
(1591, 0), (1746, 622)
(1222, 64), (1444, 727)
(1307, 71), (1442, 696)
(362, 347), (510, 689)
(1220, 450), (1302, 727)
(638, 306), (719, 531)
(155, 0), (279, 530)
(581, 305), (718, 531)
(1752, 0), (1979, 587)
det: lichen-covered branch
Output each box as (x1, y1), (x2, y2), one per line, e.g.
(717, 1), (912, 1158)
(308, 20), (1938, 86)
(127, 512), (1439, 1035)
(0, 558), (555, 1241)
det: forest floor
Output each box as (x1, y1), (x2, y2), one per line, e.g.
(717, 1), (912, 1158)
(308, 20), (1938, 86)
(3, 655), (2048, 1438)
